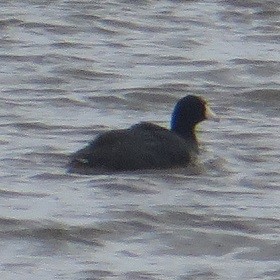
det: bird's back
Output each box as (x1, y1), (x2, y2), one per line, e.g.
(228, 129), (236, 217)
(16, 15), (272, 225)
(68, 122), (196, 173)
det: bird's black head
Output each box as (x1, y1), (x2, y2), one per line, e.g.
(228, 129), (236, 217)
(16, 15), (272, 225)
(171, 95), (218, 140)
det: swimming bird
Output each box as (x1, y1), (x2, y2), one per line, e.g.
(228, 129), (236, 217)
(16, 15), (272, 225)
(68, 95), (219, 174)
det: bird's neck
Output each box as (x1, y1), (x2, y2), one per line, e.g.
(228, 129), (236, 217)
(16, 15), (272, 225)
(171, 118), (199, 152)
(172, 123), (196, 141)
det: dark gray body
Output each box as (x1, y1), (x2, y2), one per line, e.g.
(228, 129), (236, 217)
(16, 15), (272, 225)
(68, 122), (198, 173)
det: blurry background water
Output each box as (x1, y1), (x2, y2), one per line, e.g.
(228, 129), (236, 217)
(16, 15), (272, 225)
(0, 0), (280, 279)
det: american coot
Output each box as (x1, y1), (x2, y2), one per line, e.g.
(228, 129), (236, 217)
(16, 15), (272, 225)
(68, 95), (219, 174)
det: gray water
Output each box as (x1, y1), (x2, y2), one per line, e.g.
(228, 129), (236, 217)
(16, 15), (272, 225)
(0, 0), (280, 279)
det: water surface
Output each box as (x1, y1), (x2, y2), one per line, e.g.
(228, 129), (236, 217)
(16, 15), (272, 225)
(0, 0), (280, 279)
